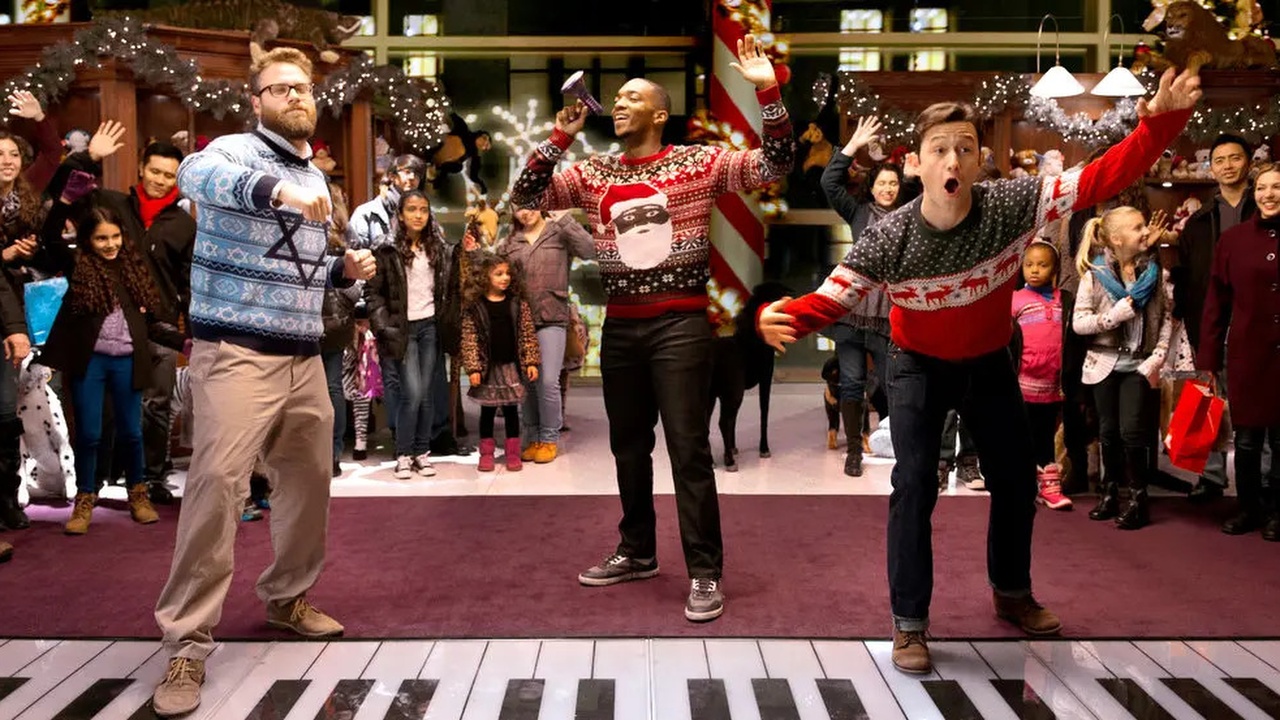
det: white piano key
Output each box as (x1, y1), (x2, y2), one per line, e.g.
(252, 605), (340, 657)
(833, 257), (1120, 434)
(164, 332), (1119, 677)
(179, 643), (279, 720)
(532, 640), (593, 720)
(929, 642), (1021, 720)
(972, 641), (1099, 720)
(1086, 641), (1207, 720)
(0, 640), (109, 719)
(811, 641), (905, 720)
(1241, 643), (1280, 675)
(864, 640), (946, 720)
(651, 640), (709, 720)
(355, 641), (436, 720)
(459, 640), (540, 720)
(591, 640), (649, 720)
(199, 641), (326, 719)
(284, 641), (380, 719)
(1026, 641), (1132, 720)
(14, 641), (156, 720)
(0, 640), (59, 678)
(705, 640), (766, 720)
(88, 643), (173, 720)
(1189, 641), (1280, 693)
(420, 640), (487, 720)
(757, 641), (832, 720)
(1137, 641), (1272, 720)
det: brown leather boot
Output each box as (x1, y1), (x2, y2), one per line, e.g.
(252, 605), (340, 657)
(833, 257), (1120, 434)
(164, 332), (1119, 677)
(65, 493), (97, 535)
(994, 592), (1062, 635)
(0, 540), (11, 563)
(891, 629), (931, 674)
(840, 400), (865, 477)
(128, 485), (160, 524)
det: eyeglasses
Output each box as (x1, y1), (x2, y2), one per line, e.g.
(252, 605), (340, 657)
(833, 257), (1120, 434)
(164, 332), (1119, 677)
(257, 83), (315, 98)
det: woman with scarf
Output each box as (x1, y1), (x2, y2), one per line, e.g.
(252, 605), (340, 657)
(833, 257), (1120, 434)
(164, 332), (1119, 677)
(1073, 206), (1191, 530)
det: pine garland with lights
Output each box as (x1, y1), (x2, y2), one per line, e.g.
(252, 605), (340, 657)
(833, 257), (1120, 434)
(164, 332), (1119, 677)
(0, 17), (452, 153)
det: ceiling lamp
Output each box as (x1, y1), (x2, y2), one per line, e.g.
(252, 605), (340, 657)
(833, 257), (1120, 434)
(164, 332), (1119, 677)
(1030, 14), (1085, 98)
(1092, 14), (1149, 97)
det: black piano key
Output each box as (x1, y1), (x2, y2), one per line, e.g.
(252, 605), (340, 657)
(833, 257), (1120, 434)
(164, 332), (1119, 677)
(921, 679), (984, 720)
(51, 678), (135, 720)
(752, 678), (801, 720)
(245, 678), (311, 720)
(1223, 678), (1280, 720)
(0, 677), (28, 704)
(574, 678), (615, 720)
(314, 678), (375, 720)
(498, 679), (544, 720)
(687, 678), (732, 720)
(1096, 678), (1177, 720)
(814, 678), (870, 720)
(383, 679), (438, 720)
(990, 678), (1060, 720)
(1160, 678), (1244, 720)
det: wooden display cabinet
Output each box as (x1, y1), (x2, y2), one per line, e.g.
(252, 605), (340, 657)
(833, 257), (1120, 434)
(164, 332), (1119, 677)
(0, 23), (376, 208)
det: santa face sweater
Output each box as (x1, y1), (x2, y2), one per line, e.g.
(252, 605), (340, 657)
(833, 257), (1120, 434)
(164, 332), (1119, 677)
(779, 108), (1192, 361)
(509, 86), (794, 318)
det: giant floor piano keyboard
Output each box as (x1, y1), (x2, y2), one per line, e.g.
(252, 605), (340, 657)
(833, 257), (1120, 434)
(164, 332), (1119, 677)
(1, 638), (1278, 719)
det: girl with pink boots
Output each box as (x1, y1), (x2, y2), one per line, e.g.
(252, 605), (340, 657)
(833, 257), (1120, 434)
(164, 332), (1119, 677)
(461, 253), (540, 472)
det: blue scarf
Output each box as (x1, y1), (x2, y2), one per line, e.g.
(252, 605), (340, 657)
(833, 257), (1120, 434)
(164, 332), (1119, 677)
(1091, 257), (1159, 308)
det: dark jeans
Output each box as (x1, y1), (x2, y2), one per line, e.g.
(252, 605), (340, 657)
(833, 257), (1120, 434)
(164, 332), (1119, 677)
(0, 353), (18, 422)
(71, 353), (144, 494)
(1235, 425), (1280, 499)
(1026, 402), (1062, 468)
(432, 350), (451, 440)
(322, 349), (346, 461)
(141, 343), (178, 484)
(380, 349), (399, 435)
(886, 346), (1037, 630)
(393, 319), (437, 457)
(1091, 369), (1152, 452)
(832, 324), (890, 404)
(939, 410), (978, 465)
(601, 312), (721, 578)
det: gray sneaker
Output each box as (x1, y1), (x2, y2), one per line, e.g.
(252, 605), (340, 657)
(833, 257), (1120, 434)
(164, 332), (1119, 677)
(577, 553), (659, 586)
(152, 657), (205, 717)
(685, 578), (724, 622)
(414, 453), (436, 477)
(394, 456), (413, 480)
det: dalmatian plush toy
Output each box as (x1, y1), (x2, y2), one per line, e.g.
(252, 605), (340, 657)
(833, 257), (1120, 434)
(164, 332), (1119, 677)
(16, 356), (76, 504)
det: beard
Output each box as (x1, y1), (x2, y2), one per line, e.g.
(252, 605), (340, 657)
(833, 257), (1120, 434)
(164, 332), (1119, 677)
(262, 103), (317, 141)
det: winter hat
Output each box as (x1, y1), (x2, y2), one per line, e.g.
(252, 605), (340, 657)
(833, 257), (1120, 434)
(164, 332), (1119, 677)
(599, 182), (668, 226)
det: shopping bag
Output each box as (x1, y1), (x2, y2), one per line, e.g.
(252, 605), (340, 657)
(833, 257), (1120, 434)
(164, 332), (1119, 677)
(22, 277), (68, 346)
(1164, 380), (1225, 474)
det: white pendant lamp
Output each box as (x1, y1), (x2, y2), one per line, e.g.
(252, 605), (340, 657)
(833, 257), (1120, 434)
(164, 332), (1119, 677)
(1092, 14), (1149, 97)
(1030, 14), (1085, 98)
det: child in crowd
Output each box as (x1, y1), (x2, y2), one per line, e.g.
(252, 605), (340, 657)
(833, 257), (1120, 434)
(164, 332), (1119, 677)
(345, 308), (378, 462)
(461, 253), (540, 473)
(39, 204), (186, 534)
(1072, 206), (1190, 530)
(1011, 240), (1073, 510)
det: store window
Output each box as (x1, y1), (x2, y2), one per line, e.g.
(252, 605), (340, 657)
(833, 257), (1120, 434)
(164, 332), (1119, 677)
(910, 8), (948, 71)
(838, 9), (883, 72)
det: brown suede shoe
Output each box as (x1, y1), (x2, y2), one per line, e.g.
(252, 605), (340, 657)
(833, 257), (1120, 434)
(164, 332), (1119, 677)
(891, 629), (932, 674)
(152, 656), (205, 717)
(64, 493), (97, 535)
(994, 592), (1062, 635)
(128, 485), (160, 524)
(266, 596), (344, 638)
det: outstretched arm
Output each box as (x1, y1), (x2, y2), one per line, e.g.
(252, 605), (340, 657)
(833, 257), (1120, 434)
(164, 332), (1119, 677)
(711, 35), (795, 193)
(821, 116), (881, 226)
(508, 102), (589, 212)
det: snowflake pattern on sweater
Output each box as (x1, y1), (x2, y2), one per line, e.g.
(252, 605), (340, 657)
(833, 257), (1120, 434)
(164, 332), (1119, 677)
(781, 108), (1193, 361)
(509, 85), (794, 318)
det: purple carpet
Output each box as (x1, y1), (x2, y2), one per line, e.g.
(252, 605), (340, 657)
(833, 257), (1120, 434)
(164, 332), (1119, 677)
(0, 494), (1274, 640)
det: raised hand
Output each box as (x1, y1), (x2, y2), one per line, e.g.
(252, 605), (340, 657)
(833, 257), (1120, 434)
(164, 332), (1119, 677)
(7, 91), (43, 122)
(757, 297), (797, 353)
(728, 34), (777, 90)
(554, 100), (588, 137)
(843, 116), (883, 156)
(343, 248), (376, 280)
(88, 120), (128, 161)
(1138, 67), (1202, 118)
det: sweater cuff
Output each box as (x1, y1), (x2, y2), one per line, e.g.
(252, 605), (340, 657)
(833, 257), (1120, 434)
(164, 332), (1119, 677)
(755, 84), (781, 106)
(252, 175), (283, 210)
(548, 128), (575, 151)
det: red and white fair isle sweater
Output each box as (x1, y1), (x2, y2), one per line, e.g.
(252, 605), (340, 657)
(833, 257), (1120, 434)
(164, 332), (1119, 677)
(778, 108), (1193, 361)
(509, 86), (794, 319)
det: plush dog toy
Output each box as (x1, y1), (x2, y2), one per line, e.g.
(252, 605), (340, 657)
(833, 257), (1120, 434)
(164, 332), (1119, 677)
(16, 357), (76, 504)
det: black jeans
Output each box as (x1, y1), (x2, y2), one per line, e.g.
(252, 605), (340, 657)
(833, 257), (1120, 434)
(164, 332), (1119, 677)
(1235, 425), (1280, 505)
(886, 345), (1038, 629)
(1026, 402), (1062, 468)
(1091, 370), (1155, 487)
(601, 312), (721, 578)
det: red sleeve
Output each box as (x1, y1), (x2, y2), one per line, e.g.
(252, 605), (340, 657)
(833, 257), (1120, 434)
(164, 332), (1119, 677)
(508, 128), (586, 212)
(760, 264), (883, 340)
(1196, 233), (1231, 372)
(23, 115), (62, 193)
(1070, 108), (1192, 213)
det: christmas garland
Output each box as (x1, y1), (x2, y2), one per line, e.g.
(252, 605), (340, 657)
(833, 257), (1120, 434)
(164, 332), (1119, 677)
(0, 17), (452, 153)
(827, 70), (1280, 149)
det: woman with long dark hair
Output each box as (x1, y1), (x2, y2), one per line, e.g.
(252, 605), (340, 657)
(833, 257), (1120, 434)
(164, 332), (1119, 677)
(39, 204), (186, 534)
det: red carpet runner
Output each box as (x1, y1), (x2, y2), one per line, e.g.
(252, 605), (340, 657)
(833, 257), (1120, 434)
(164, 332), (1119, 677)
(1, 495), (1273, 640)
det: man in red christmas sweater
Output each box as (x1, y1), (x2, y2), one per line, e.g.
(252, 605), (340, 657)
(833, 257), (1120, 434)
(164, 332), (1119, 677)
(759, 67), (1201, 672)
(510, 35), (793, 622)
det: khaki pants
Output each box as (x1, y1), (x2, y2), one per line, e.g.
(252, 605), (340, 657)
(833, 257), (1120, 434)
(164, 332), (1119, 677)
(155, 340), (333, 659)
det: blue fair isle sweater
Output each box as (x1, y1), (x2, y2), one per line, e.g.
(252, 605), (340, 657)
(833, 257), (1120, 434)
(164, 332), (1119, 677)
(178, 126), (350, 356)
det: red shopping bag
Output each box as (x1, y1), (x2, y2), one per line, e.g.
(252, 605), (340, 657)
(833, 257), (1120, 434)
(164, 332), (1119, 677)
(1164, 380), (1225, 474)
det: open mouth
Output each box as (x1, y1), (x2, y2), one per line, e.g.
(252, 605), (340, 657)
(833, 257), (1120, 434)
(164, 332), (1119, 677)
(1166, 26), (1184, 39)
(944, 178), (960, 195)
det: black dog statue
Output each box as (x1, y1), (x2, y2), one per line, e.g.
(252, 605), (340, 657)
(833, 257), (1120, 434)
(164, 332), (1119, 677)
(708, 282), (792, 472)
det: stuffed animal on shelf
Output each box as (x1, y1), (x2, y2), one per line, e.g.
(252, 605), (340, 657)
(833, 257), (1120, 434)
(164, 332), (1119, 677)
(1193, 148), (1212, 179)
(311, 139), (338, 174)
(1140, 0), (1277, 72)
(1171, 156), (1191, 179)
(1172, 195), (1202, 233)
(1252, 145), (1273, 179)
(1039, 149), (1065, 178)
(1011, 148), (1039, 178)
(63, 129), (89, 156)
